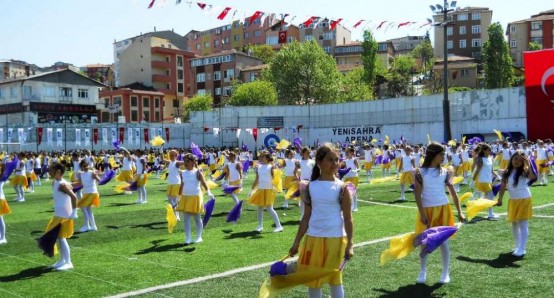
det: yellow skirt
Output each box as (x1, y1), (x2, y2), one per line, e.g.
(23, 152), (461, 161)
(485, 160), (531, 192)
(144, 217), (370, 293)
(78, 193), (100, 208)
(399, 172), (413, 185)
(167, 184), (181, 197)
(283, 176), (296, 189)
(0, 199), (11, 215)
(116, 170), (134, 182)
(45, 217), (74, 239)
(415, 204), (454, 233)
(454, 166), (463, 176)
(10, 175), (28, 187)
(476, 182), (492, 193)
(462, 161), (471, 172)
(395, 158), (402, 168)
(209, 164), (216, 171)
(134, 174), (148, 187)
(344, 177), (359, 187)
(536, 159), (549, 174)
(298, 236), (347, 288)
(248, 189), (276, 207)
(507, 198), (533, 222)
(363, 162), (373, 170)
(27, 172), (38, 182)
(228, 180), (242, 194)
(381, 162), (391, 169)
(176, 195), (203, 214)
(499, 159), (509, 170)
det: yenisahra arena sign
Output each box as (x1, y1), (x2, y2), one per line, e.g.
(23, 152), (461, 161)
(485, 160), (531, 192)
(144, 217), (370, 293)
(331, 126), (382, 143)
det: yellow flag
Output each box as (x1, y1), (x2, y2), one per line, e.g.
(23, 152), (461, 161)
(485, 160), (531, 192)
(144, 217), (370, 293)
(448, 140), (457, 147)
(272, 169), (283, 193)
(493, 129), (503, 141)
(427, 134), (432, 144)
(259, 268), (338, 298)
(276, 139), (290, 150)
(466, 198), (497, 221)
(150, 135), (166, 147)
(452, 176), (464, 185)
(285, 181), (300, 199)
(380, 232), (418, 265)
(462, 136), (466, 144)
(384, 135), (390, 145)
(459, 192), (472, 203)
(165, 204), (178, 233)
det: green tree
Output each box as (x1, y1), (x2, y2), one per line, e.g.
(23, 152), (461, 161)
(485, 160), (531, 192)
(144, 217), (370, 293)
(361, 30), (379, 90)
(386, 55), (416, 97)
(482, 22), (514, 89)
(228, 81), (278, 106)
(339, 67), (373, 102)
(528, 41), (542, 51)
(246, 44), (275, 64)
(264, 41), (341, 105)
(412, 39), (434, 72)
(183, 94), (213, 121)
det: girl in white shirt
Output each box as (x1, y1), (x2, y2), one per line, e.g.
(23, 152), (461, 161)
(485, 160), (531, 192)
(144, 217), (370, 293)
(343, 147), (359, 211)
(166, 150), (184, 220)
(249, 151), (283, 233)
(76, 160), (100, 232)
(0, 163), (11, 244)
(414, 143), (464, 284)
(224, 152), (243, 205)
(473, 143), (499, 219)
(497, 151), (536, 257)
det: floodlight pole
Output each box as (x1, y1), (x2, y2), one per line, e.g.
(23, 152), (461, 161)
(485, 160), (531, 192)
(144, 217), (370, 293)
(441, 0), (452, 142)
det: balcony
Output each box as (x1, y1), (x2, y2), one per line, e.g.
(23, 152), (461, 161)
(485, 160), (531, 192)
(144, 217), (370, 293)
(152, 74), (171, 83)
(151, 60), (172, 69)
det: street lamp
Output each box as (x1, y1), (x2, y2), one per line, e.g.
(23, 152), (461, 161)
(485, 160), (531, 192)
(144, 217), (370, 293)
(430, 0), (457, 142)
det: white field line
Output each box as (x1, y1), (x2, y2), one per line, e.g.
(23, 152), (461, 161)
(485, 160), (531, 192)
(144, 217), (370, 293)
(358, 199), (418, 209)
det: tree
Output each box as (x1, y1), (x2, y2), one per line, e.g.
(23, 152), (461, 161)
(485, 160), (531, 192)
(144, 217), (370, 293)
(264, 41), (342, 105)
(386, 55), (417, 97)
(339, 67), (373, 102)
(361, 30), (379, 90)
(528, 41), (542, 51)
(412, 39), (434, 72)
(183, 94), (213, 121)
(228, 81), (278, 106)
(482, 22), (514, 89)
(246, 44), (275, 64)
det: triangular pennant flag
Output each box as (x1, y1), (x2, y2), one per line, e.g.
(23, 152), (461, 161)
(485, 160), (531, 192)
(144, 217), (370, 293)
(217, 7), (232, 20)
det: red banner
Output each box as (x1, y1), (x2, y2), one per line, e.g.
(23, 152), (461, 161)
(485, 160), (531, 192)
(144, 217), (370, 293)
(93, 128), (98, 144)
(252, 128), (258, 142)
(278, 31), (287, 44)
(144, 128), (149, 143)
(165, 127), (170, 142)
(36, 127), (43, 145)
(524, 49), (554, 140)
(119, 127), (125, 143)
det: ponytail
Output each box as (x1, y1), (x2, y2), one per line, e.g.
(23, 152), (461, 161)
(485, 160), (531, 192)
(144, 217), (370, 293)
(310, 164), (321, 181)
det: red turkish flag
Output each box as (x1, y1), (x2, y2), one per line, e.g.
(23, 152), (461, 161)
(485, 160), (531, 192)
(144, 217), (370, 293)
(302, 16), (318, 28)
(524, 49), (554, 140)
(278, 31), (287, 44)
(147, 0), (155, 9)
(217, 7), (232, 20)
(165, 127), (170, 142)
(248, 11), (263, 25)
(119, 127), (124, 143)
(252, 128), (258, 142)
(93, 128), (98, 144)
(353, 20), (364, 29)
(37, 128), (43, 145)
(197, 2), (206, 9)
(144, 129), (149, 143)
(330, 18), (343, 30)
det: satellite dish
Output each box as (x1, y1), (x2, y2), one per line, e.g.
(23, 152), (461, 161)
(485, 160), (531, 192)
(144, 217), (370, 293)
(429, 5), (436, 12)
(436, 4), (444, 11)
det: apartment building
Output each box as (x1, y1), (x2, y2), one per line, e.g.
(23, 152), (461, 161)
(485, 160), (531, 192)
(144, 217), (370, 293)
(334, 41), (395, 69)
(388, 35), (427, 56)
(113, 30), (196, 122)
(265, 22), (300, 50)
(82, 64), (115, 87)
(189, 50), (263, 106)
(0, 60), (41, 81)
(433, 7), (493, 60)
(299, 20), (351, 55)
(507, 9), (554, 68)
(99, 83), (165, 124)
(0, 69), (105, 126)
(433, 56), (478, 89)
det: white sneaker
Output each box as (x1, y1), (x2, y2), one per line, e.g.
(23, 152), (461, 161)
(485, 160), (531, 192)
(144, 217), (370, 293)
(439, 274), (451, 284)
(135, 199), (142, 204)
(49, 260), (65, 269)
(254, 226), (263, 232)
(416, 272), (426, 284)
(512, 249), (526, 257)
(55, 262), (74, 271)
(184, 238), (192, 245)
(0, 238), (7, 244)
(194, 237), (203, 243)
(89, 225), (98, 231)
(15, 198), (25, 202)
(399, 197), (407, 201)
(487, 214), (499, 221)
(78, 225), (90, 233)
(273, 227), (283, 233)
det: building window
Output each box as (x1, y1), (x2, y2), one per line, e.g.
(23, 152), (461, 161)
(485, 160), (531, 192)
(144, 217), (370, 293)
(224, 37), (230, 44)
(530, 37), (543, 44)
(143, 111), (150, 122)
(196, 44), (201, 50)
(224, 69), (234, 79)
(215, 87), (221, 95)
(254, 30), (261, 37)
(531, 21), (542, 30)
(59, 87), (72, 98)
(249, 73), (257, 82)
(510, 40), (517, 48)
(178, 69), (183, 80)
(447, 27), (453, 36)
(323, 46), (331, 53)
(130, 96), (138, 107)
(77, 88), (88, 99)
(173, 99), (179, 108)
(197, 89), (206, 95)
(457, 13), (468, 21)
(214, 71), (221, 80)
(177, 56), (183, 66)
(155, 97), (160, 108)
(461, 69), (470, 77)
(44, 86), (55, 97)
(510, 25), (516, 33)
(305, 35), (313, 41)
(234, 34), (240, 41)
(471, 25), (481, 34)
(323, 32), (334, 40)
(23, 86), (32, 98)
(459, 40), (467, 48)
(155, 111), (160, 122)
(447, 40), (453, 49)
(113, 96), (122, 106)
(103, 98), (110, 108)
(244, 32), (250, 39)
(472, 39), (481, 48)
(204, 41), (210, 48)
(196, 73), (206, 82)
(178, 83), (183, 93)
(471, 12), (481, 20)
(131, 110), (138, 122)
(459, 26), (466, 35)
(214, 39), (220, 47)
(143, 98), (150, 107)
(165, 56), (170, 62)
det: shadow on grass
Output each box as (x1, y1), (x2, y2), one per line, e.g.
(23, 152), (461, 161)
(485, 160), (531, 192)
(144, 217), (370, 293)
(107, 202), (137, 207)
(40, 210), (54, 214)
(373, 283), (444, 298)
(136, 239), (197, 255)
(456, 253), (522, 268)
(130, 221), (166, 230)
(0, 266), (52, 282)
(210, 211), (229, 218)
(224, 230), (263, 240)
(465, 217), (488, 224)
(30, 230), (44, 235)
(281, 220), (301, 226)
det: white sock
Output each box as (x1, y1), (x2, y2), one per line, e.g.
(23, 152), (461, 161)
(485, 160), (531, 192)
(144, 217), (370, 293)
(257, 208), (264, 229)
(183, 213), (191, 242)
(512, 222), (520, 251)
(231, 194), (239, 205)
(87, 208), (96, 228)
(193, 214), (203, 241)
(58, 238), (71, 264)
(519, 220), (529, 253)
(418, 252), (428, 283)
(400, 184), (405, 198)
(81, 208), (90, 228)
(440, 241), (450, 282)
(352, 194), (358, 210)
(308, 288), (322, 298)
(0, 216), (5, 240)
(266, 206), (282, 229)
(330, 285), (345, 298)
(141, 186), (147, 202)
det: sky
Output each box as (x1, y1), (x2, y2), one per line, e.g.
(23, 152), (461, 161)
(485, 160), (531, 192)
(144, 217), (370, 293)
(0, 0), (551, 67)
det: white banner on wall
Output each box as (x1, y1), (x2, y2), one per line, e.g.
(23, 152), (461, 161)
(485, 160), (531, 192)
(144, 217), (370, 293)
(75, 128), (81, 146)
(84, 129), (90, 146)
(134, 128), (140, 146)
(47, 128), (53, 146)
(128, 127), (133, 145)
(7, 128), (12, 143)
(102, 128), (108, 145)
(56, 128), (63, 147)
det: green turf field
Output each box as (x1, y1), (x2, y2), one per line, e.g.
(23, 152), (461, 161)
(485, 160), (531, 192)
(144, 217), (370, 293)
(1, 168), (553, 298)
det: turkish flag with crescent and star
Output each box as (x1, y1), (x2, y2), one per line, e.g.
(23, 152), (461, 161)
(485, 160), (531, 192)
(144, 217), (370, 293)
(278, 30), (287, 44)
(524, 49), (554, 140)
